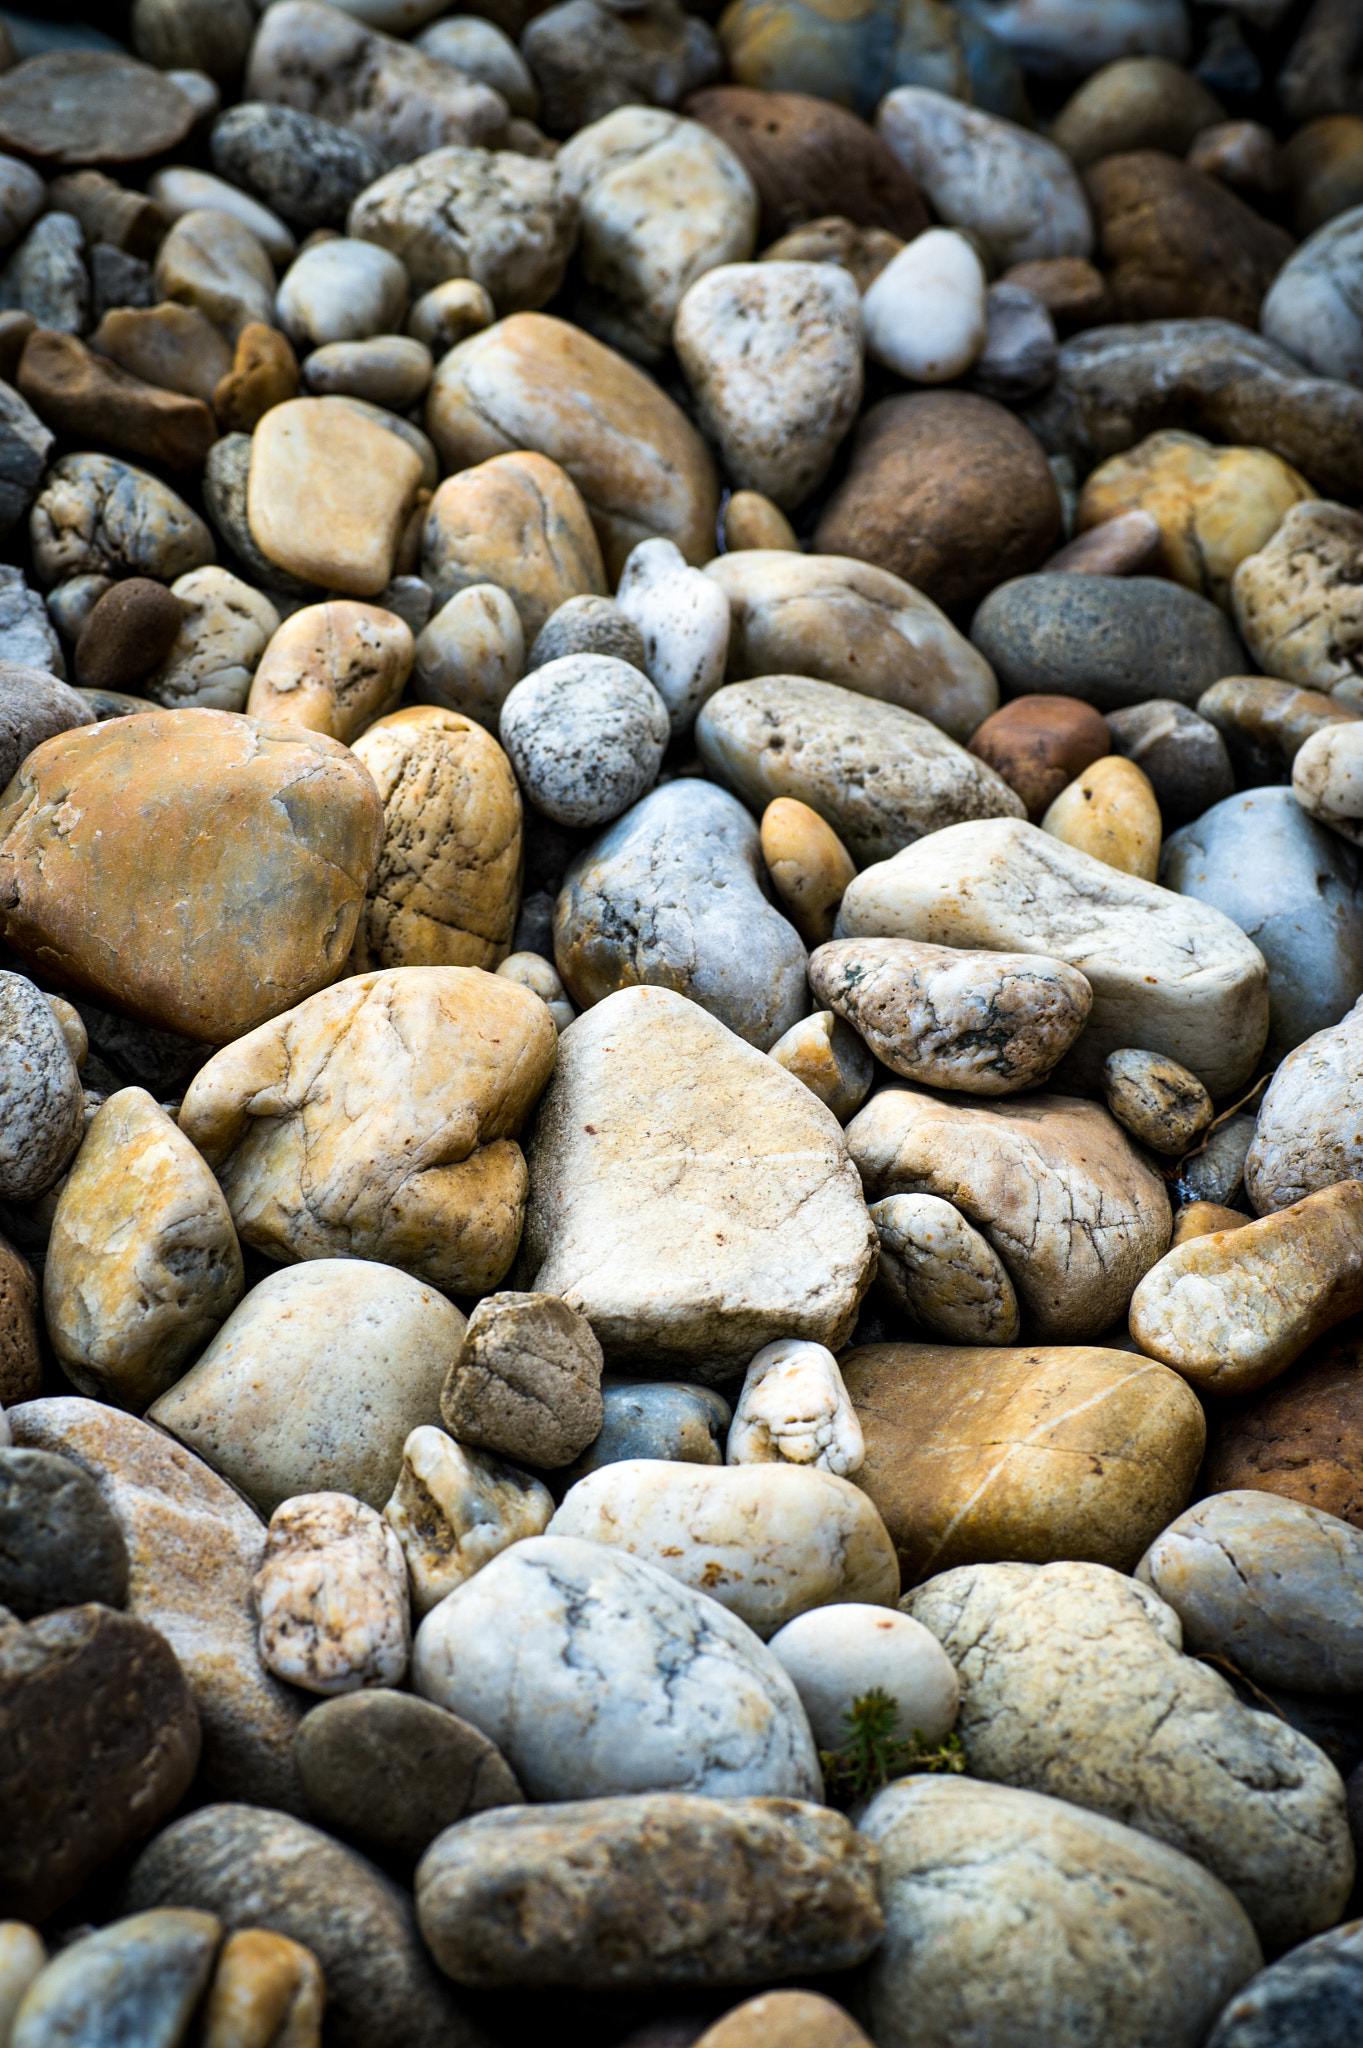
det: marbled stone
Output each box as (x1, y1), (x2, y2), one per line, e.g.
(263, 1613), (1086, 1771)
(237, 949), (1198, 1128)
(0, 567), (63, 677)
(615, 538), (730, 737)
(440, 1291), (603, 1469)
(145, 567), (280, 715)
(254, 1492), (410, 1696)
(966, 692), (1110, 821)
(30, 454), (215, 591)
(1105, 697), (1235, 827)
(868, 1192), (1020, 1345)
(211, 100), (385, 235)
(347, 145), (572, 313)
(500, 653), (668, 826)
(246, 599), (413, 743)
(1205, 1922), (1363, 2048)
(413, 585), (524, 733)
(248, 397), (422, 599)
(0, 969), (84, 1201)
(1231, 500), (1363, 693)
(766, 1011), (873, 1124)
(382, 1425), (553, 1614)
(8, 1912), (219, 2048)
(973, 572), (1246, 711)
(767, 1603), (957, 1748)
(726, 1339), (863, 1476)
(759, 797), (857, 948)
(0, 1446), (128, 1619)
(422, 449), (607, 641)
(1101, 1047), (1212, 1155)
(1246, 999), (1363, 1214)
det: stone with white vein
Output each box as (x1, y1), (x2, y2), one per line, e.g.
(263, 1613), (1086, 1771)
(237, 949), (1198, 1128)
(726, 1339), (864, 1476)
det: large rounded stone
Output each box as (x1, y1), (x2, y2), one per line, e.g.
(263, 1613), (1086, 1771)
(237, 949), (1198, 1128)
(421, 450), (607, 642)
(0, 1446), (128, 1619)
(1245, 999), (1363, 1214)
(685, 86), (929, 242)
(972, 572), (1246, 711)
(1203, 1325), (1363, 1529)
(500, 653), (668, 828)
(347, 144), (574, 309)
(1084, 151), (1291, 326)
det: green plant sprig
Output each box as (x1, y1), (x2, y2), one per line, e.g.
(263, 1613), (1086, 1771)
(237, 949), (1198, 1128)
(819, 1686), (966, 1805)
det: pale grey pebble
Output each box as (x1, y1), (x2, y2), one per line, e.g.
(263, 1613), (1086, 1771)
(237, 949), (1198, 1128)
(210, 101), (385, 235)
(0, 567), (65, 678)
(8, 1911), (219, 2048)
(0, 664), (93, 784)
(46, 576), (113, 646)
(527, 595), (647, 673)
(967, 282), (1057, 404)
(0, 972), (86, 1202)
(0, 212), (87, 334)
(555, 1381), (732, 1496)
(499, 653), (669, 827)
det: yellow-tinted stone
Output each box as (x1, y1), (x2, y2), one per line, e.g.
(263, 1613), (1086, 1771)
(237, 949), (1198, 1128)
(246, 601), (414, 744)
(766, 1010), (873, 1124)
(247, 396), (422, 598)
(1172, 1201), (1251, 1247)
(200, 1928), (324, 2048)
(421, 450), (606, 642)
(723, 489), (800, 553)
(760, 795), (857, 946)
(1041, 754), (1162, 880)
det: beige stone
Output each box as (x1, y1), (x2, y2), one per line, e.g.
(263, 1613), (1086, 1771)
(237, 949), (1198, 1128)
(846, 1087), (1171, 1341)
(439, 1290), (603, 1469)
(247, 397), (422, 599)
(246, 600), (414, 743)
(199, 1929), (324, 2048)
(1172, 1201), (1249, 1246)
(1041, 754), (1162, 880)
(425, 312), (719, 578)
(904, 1559), (1355, 1947)
(495, 951), (573, 1031)
(1128, 1180), (1363, 1395)
(1293, 720), (1363, 843)
(695, 1991), (871, 2048)
(421, 450), (606, 641)
(868, 1193), (1020, 1347)
(726, 1337), (864, 1477)
(1232, 498), (1363, 691)
(149, 1260), (465, 1517)
(146, 567), (281, 714)
(382, 1424), (553, 1615)
(0, 1926), (45, 2046)
(412, 584), (524, 732)
(723, 490), (799, 552)
(1245, 999), (1363, 1213)
(759, 796), (856, 947)
(407, 276), (495, 354)
(254, 1492), (410, 1696)
(303, 335), (433, 411)
(346, 144), (574, 308)
(43, 1088), (243, 1415)
(1101, 1047), (1213, 1155)
(90, 300), (234, 407)
(766, 1011), (873, 1125)
(154, 208), (276, 339)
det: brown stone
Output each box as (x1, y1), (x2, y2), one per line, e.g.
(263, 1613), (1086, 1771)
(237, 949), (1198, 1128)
(1001, 256), (1111, 332)
(0, 1601), (200, 1921)
(695, 1991), (873, 2048)
(199, 1929), (325, 2048)
(47, 169), (166, 259)
(74, 577), (186, 691)
(1197, 674), (1360, 774)
(1186, 122), (1285, 203)
(0, 310), (33, 386)
(90, 303), (234, 408)
(441, 1290), (605, 1469)
(1172, 1201), (1250, 1247)
(213, 321), (300, 435)
(814, 392), (1063, 615)
(1051, 57), (1225, 171)
(684, 86), (929, 244)
(1084, 151), (1293, 326)
(1043, 509), (1163, 576)
(967, 695), (1111, 822)
(245, 600), (414, 745)
(421, 450), (607, 642)
(839, 1342), (1205, 1587)
(1204, 1323), (1363, 1528)
(0, 1230), (38, 1403)
(760, 216), (903, 293)
(0, 708), (383, 1043)
(0, 51), (197, 166)
(1284, 115), (1363, 237)
(16, 328), (216, 472)
(248, 397), (422, 600)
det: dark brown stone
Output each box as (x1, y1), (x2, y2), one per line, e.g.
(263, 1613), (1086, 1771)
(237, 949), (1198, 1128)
(91, 303), (235, 409)
(0, 1229), (39, 1402)
(214, 321), (299, 435)
(0, 51), (198, 166)
(74, 578), (185, 691)
(1084, 151), (1293, 327)
(1280, 0), (1363, 125)
(1000, 256), (1112, 333)
(1044, 509), (1163, 576)
(684, 86), (929, 244)
(1185, 121), (1285, 204)
(1204, 1325), (1363, 1529)
(0, 1602), (200, 1921)
(1284, 114), (1363, 236)
(46, 170), (167, 260)
(17, 329), (216, 472)
(814, 392), (1063, 616)
(967, 694), (1111, 821)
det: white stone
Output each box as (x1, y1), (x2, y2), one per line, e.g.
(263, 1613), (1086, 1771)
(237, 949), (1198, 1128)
(726, 1338), (864, 1476)
(1293, 720), (1363, 844)
(1245, 997), (1363, 1213)
(956, 0), (1191, 76)
(494, 951), (574, 1032)
(548, 1458), (897, 1637)
(870, 1191), (1021, 1346)
(0, 1925), (44, 2044)
(254, 1491), (410, 1696)
(861, 228), (987, 385)
(275, 237), (409, 348)
(766, 1603), (958, 1749)
(148, 166), (296, 267)
(1260, 205), (1363, 391)
(614, 536), (730, 735)
(416, 17), (539, 116)
(145, 567), (281, 714)
(673, 262), (863, 511)
(346, 146), (573, 310)
(499, 652), (668, 826)
(382, 1424), (553, 1616)
(877, 86), (1094, 267)
(412, 582), (524, 732)
(412, 1533), (822, 1799)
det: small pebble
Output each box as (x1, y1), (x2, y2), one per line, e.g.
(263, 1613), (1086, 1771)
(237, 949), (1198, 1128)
(1101, 1048), (1214, 1156)
(726, 1338), (864, 1476)
(253, 1491), (411, 1697)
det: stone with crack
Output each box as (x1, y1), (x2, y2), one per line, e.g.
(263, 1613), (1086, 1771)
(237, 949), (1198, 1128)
(383, 1425), (553, 1616)
(439, 1291), (604, 1469)
(421, 450), (606, 642)
(868, 1192), (1020, 1345)
(145, 567), (280, 715)
(245, 599), (414, 744)
(725, 1338), (864, 1476)
(254, 1492), (411, 1697)
(347, 144), (574, 309)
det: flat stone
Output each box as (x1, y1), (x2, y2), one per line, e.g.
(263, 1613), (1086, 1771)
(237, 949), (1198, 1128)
(413, 1533), (821, 1798)
(1051, 55), (1225, 168)
(415, 1795), (881, 1989)
(0, 51), (197, 165)
(726, 1338), (863, 1475)
(759, 797), (857, 947)
(1205, 1922), (1363, 2048)
(248, 398), (422, 599)
(211, 101), (385, 236)
(767, 1011), (873, 1124)
(254, 1493), (410, 1696)
(422, 449), (607, 641)
(8, 1912), (220, 2048)
(382, 1425), (553, 1615)
(558, 1382), (731, 1484)
(302, 336), (431, 410)
(413, 586), (524, 732)
(0, 1445), (128, 1618)
(89, 302), (229, 409)
(972, 572), (1246, 712)
(1231, 500), (1363, 694)
(1101, 1048), (1212, 1155)
(868, 1192), (1021, 1345)
(1246, 1000), (1363, 1214)
(30, 452), (214, 591)
(1084, 150), (1291, 327)
(245, 599), (413, 744)
(1105, 697), (1235, 828)
(145, 567), (281, 716)
(967, 693), (1110, 821)
(685, 86), (929, 243)
(440, 1291), (603, 1469)
(1294, 722), (1363, 845)
(0, 968), (84, 1201)
(500, 653), (668, 827)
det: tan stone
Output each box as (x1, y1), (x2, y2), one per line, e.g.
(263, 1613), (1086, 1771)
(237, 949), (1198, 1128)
(845, 1088), (1171, 1341)
(383, 1425), (553, 1616)
(1198, 673), (1358, 772)
(421, 451), (606, 642)
(0, 709), (383, 1044)
(696, 1990), (872, 2048)
(868, 1192), (1020, 1347)
(348, 706), (522, 975)
(723, 490), (799, 553)
(767, 1011), (873, 1125)
(199, 1929), (324, 2048)
(89, 300), (234, 407)
(1203, 1325), (1363, 1527)
(247, 397), (423, 599)
(178, 966), (557, 1293)
(213, 322), (299, 436)
(842, 1344), (1204, 1586)
(413, 585), (524, 733)
(1051, 58), (1226, 171)
(1076, 431), (1312, 610)
(43, 1088), (243, 1415)
(425, 311), (719, 578)
(0, 1233), (39, 1404)
(440, 1291), (603, 1469)
(407, 277), (496, 354)
(254, 1492), (410, 1696)
(1231, 499), (1363, 692)
(760, 796), (856, 947)
(1101, 1048), (1213, 1156)
(1293, 719), (1363, 842)
(146, 567), (281, 716)
(1040, 754), (1162, 880)
(246, 601), (413, 744)
(1129, 1180), (1363, 1395)
(1172, 1201), (1249, 1247)
(154, 208), (277, 339)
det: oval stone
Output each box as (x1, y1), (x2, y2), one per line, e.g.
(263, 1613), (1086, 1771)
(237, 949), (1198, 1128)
(972, 573), (1247, 711)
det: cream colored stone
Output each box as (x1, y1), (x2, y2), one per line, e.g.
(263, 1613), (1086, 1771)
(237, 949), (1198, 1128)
(1232, 499), (1363, 691)
(421, 449), (606, 641)
(348, 145), (573, 309)
(1245, 998), (1363, 1212)
(869, 1192), (1020, 1346)
(1101, 1047), (1213, 1155)
(43, 1088), (243, 1415)
(145, 567), (281, 715)
(154, 207), (276, 338)
(861, 228), (986, 385)
(836, 818), (1270, 1097)
(417, 15), (537, 115)
(766, 1011), (873, 1124)
(768, 1605), (958, 1750)
(0, 1926), (45, 2046)
(247, 398), (422, 599)
(246, 599), (414, 743)
(275, 237), (408, 349)
(723, 491), (799, 552)
(254, 1492), (410, 1696)
(1293, 719), (1363, 843)
(149, 165), (295, 267)
(198, 1929), (324, 2048)
(302, 335), (432, 410)
(549, 1457), (897, 1637)
(42, 995), (86, 1071)
(615, 535), (731, 736)
(1041, 754), (1162, 880)
(759, 797), (857, 948)
(382, 1423), (553, 1616)
(495, 951), (573, 1031)
(726, 1336), (864, 1476)
(406, 276), (495, 353)
(412, 583), (524, 731)
(149, 1260), (465, 1517)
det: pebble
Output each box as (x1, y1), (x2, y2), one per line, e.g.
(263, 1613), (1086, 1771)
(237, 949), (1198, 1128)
(422, 449), (607, 640)
(1, 212), (89, 334)
(1285, 113), (1363, 235)
(1205, 1922), (1363, 2048)
(1050, 54), (1226, 168)
(145, 567), (281, 715)
(1199, 674), (1357, 782)
(972, 572), (1247, 711)
(302, 334), (432, 409)
(1044, 504), (1162, 573)
(0, 1445), (128, 1618)
(869, 1191), (1020, 1345)
(276, 236), (406, 348)
(1105, 697), (1236, 827)
(1101, 1047), (1213, 1155)
(253, 1491), (411, 1695)
(862, 227), (986, 384)
(0, 968), (84, 1201)
(1231, 499), (1363, 694)
(967, 692), (1110, 820)
(760, 797), (857, 947)
(529, 594), (644, 673)
(149, 165), (296, 268)
(499, 652), (669, 826)
(0, 156), (44, 253)
(8, 1911), (220, 2048)
(722, 489), (799, 552)
(687, 85), (928, 243)
(246, 598), (413, 742)
(382, 1425), (554, 1613)
(213, 320), (300, 434)
(1087, 150), (1292, 328)
(154, 208), (277, 340)
(767, 1010), (873, 1123)
(1294, 722), (1363, 843)
(211, 102), (385, 235)
(90, 301), (233, 408)
(248, 395), (422, 597)
(966, 278), (1058, 403)
(31, 452), (216, 588)
(495, 951), (574, 1031)
(440, 1289), (603, 1468)
(615, 537), (730, 735)
(0, 1925), (45, 2045)
(767, 1601), (957, 1747)
(1246, 999), (1363, 1214)
(0, 566), (63, 675)
(1041, 752), (1162, 879)
(197, 1927), (325, 2048)
(413, 584), (524, 730)
(726, 1338), (864, 1476)
(73, 577), (184, 691)
(1261, 204), (1363, 388)
(417, 17), (539, 118)
(347, 145), (574, 311)
(561, 1381), (731, 1482)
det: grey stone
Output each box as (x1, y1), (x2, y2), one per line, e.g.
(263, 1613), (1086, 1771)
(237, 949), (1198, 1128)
(9, 1911), (219, 2048)
(212, 101), (385, 234)
(1206, 1920), (1363, 2048)
(1161, 786), (1363, 1061)
(29, 454), (216, 590)
(0, 970), (85, 1201)
(0, 664), (90, 788)
(0, 385), (51, 543)
(553, 779), (809, 1050)
(1260, 203), (1363, 389)
(46, 573), (112, 647)
(1245, 998), (1363, 1214)
(499, 653), (669, 828)
(88, 242), (154, 326)
(1177, 1113), (1257, 1207)
(966, 281), (1057, 404)
(971, 575), (1246, 714)
(294, 1690), (523, 1869)
(557, 1381), (732, 1490)
(202, 435), (315, 599)
(440, 1289), (604, 1469)
(1105, 698), (1236, 827)
(528, 594), (646, 673)
(0, 1446), (128, 1618)
(523, 0), (721, 139)
(346, 144), (574, 310)
(0, 212), (87, 334)
(0, 568), (65, 679)
(125, 1803), (487, 2048)
(0, 153), (43, 253)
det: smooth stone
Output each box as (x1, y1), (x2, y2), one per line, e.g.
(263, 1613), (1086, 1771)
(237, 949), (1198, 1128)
(247, 397), (421, 599)
(1231, 500), (1363, 693)
(767, 1011), (873, 1124)
(1129, 1181), (1363, 1396)
(767, 1602), (957, 1747)
(846, 1088), (1171, 1341)
(1051, 54), (1225, 168)
(967, 692), (1110, 821)
(809, 935), (1091, 1092)
(0, 48), (196, 162)
(675, 261), (862, 510)
(704, 550), (999, 744)
(422, 449), (607, 641)
(861, 228), (985, 385)
(1246, 1000), (1363, 1213)
(678, 1990), (872, 2048)
(148, 1262), (465, 1517)
(0, 213), (86, 336)
(0, 1606), (201, 1920)
(726, 1338), (864, 1476)
(1041, 753), (1162, 879)
(870, 1191), (1020, 1345)
(519, 985), (877, 1380)
(425, 312), (719, 579)
(73, 577), (184, 692)
(615, 537), (730, 737)
(1205, 1922), (1363, 2048)
(814, 390), (1063, 616)
(0, 1926), (44, 2045)
(529, 595), (644, 674)
(1137, 1490), (1363, 1693)
(697, 675), (1024, 869)
(211, 101), (384, 235)
(499, 653), (668, 827)
(303, 336), (432, 410)
(254, 1492), (410, 1696)
(406, 276), (495, 352)
(30, 454), (215, 591)
(0, 969), (84, 1201)
(495, 952), (573, 1032)
(9, 1912), (219, 2048)
(1285, 113), (1363, 235)
(214, 326), (301, 445)
(413, 1533), (822, 1796)
(972, 573), (1246, 711)
(685, 86), (928, 244)
(417, 17), (538, 116)
(1294, 722), (1363, 844)
(553, 780), (810, 1050)
(965, 279), (1057, 405)
(845, 1341), (1201, 1582)
(382, 1425), (554, 1614)
(0, 1446), (128, 1618)
(413, 585), (524, 732)
(149, 165), (295, 267)
(197, 1927), (324, 2048)
(0, 156), (44, 251)
(1161, 785), (1363, 1062)
(905, 1558), (1354, 1946)
(1262, 205), (1363, 390)
(1172, 1201), (1249, 1246)
(1198, 674), (1358, 780)
(1044, 505), (1162, 572)
(0, 566), (63, 677)
(1101, 1047), (1213, 1155)
(560, 1382), (731, 1485)
(1084, 151), (1291, 328)
(1203, 1323), (1363, 1526)
(246, 599), (413, 743)
(125, 1803), (479, 2048)
(347, 145), (573, 312)
(861, 1775), (1261, 2048)
(760, 797), (857, 948)
(1105, 698), (1235, 828)
(153, 208), (276, 341)
(144, 567), (280, 715)
(0, 380), (50, 546)
(43, 1087), (243, 1413)
(1179, 1113), (1257, 1208)
(722, 489), (799, 551)
(440, 1291), (602, 1469)
(275, 238), (406, 350)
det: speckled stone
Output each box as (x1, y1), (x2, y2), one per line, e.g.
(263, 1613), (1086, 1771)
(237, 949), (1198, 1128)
(1205, 1921), (1363, 2048)
(972, 573), (1247, 711)
(1101, 1048), (1213, 1155)
(499, 653), (668, 827)
(383, 1425), (553, 1616)
(868, 1192), (1020, 1346)
(440, 1291), (604, 1469)
(254, 1492), (410, 1697)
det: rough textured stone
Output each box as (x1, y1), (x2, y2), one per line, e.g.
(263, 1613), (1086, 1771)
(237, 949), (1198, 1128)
(246, 600), (413, 743)
(972, 572), (1246, 712)
(440, 1290), (603, 1469)
(1101, 1048), (1212, 1155)
(615, 539), (730, 737)
(1293, 722), (1363, 845)
(0, 968), (84, 1202)
(685, 86), (929, 243)
(74, 577), (186, 691)
(9, 1911), (220, 2048)
(422, 449), (607, 642)
(500, 652), (668, 827)
(0, 1446), (128, 1619)
(0, 566), (62, 677)
(212, 101), (385, 235)
(1231, 500), (1363, 694)
(254, 1492), (410, 1697)
(1084, 151), (1291, 326)
(144, 567), (280, 716)
(726, 1337), (863, 1475)
(967, 693), (1110, 821)
(348, 145), (572, 314)
(869, 1191), (1020, 1346)
(383, 1425), (552, 1614)
(1246, 1000), (1363, 1214)
(30, 456), (216, 592)
(0, 51), (197, 167)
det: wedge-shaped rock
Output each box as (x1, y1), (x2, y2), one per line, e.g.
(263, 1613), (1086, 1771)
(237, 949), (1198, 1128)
(845, 1088), (1171, 1341)
(518, 986), (878, 1381)
(904, 1559), (1355, 1948)
(836, 817), (1270, 1095)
